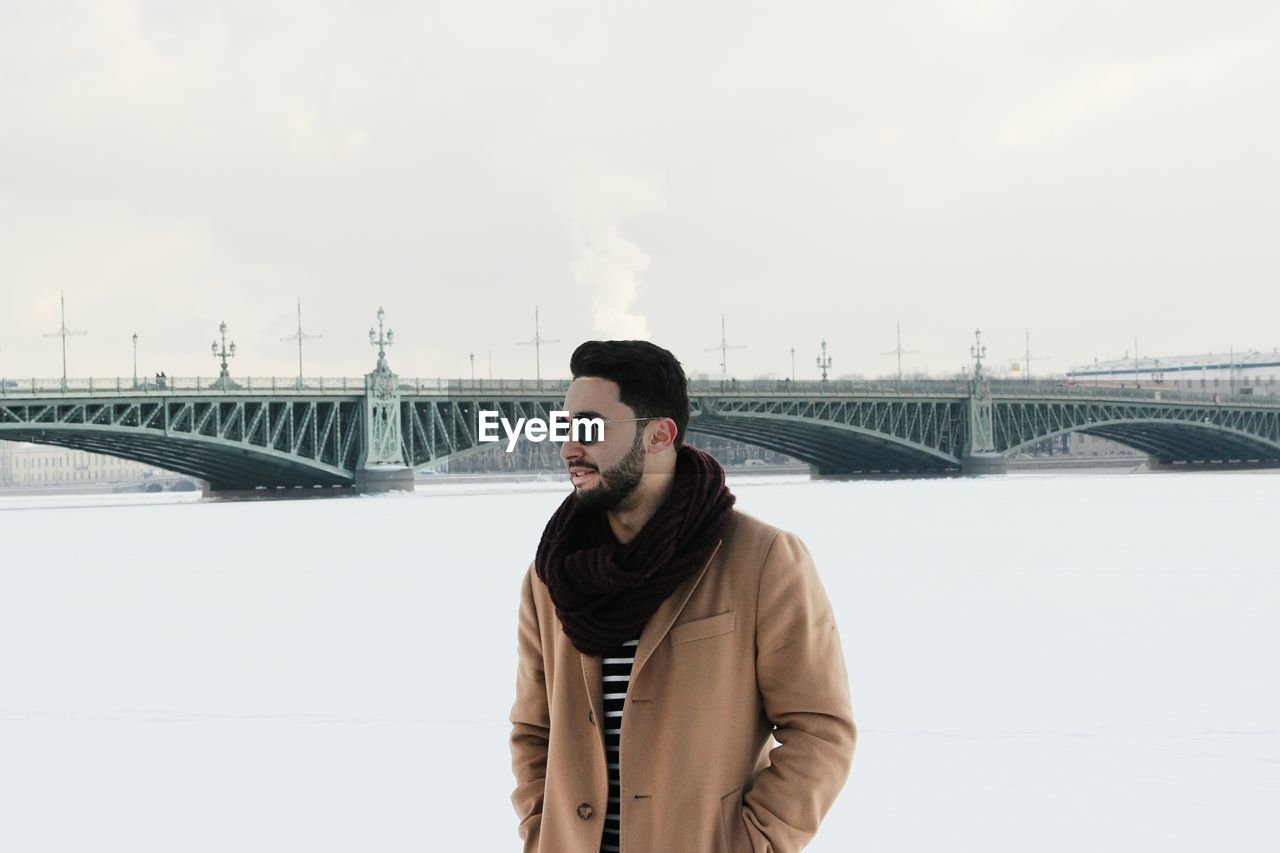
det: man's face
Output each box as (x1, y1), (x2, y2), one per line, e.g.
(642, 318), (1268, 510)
(560, 377), (649, 512)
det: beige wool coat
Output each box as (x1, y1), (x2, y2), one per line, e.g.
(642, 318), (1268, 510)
(509, 508), (856, 852)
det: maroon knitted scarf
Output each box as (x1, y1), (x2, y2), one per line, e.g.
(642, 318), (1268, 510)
(535, 444), (737, 656)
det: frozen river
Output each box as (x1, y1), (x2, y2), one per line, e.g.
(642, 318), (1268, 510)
(1, 470), (1277, 852)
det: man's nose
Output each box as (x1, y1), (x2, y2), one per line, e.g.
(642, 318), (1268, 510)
(560, 436), (584, 462)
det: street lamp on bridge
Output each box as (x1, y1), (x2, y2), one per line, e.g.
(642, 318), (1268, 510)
(132, 333), (138, 390)
(816, 340), (832, 383)
(970, 328), (987, 384)
(211, 321), (237, 387)
(369, 306), (394, 371)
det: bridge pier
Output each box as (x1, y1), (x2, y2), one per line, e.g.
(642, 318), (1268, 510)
(354, 465), (416, 493)
(355, 336), (415, 495)
(959, 452), (1008, 477)
(960, 367), (1007, 476)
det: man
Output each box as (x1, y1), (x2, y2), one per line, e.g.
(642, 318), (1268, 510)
(509, 340), (855, 852)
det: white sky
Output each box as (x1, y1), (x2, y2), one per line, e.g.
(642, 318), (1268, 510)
(1, 1), (1277, 382)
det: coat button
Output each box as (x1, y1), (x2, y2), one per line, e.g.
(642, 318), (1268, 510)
(577, 802), (593, 820)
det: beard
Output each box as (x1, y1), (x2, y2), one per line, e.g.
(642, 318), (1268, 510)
(573, 428), (647, 512)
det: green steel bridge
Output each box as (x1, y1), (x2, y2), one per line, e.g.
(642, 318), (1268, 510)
(3, 369), (1280, 493)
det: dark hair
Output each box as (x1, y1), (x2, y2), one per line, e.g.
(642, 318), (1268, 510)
(569, 340), (690, 449)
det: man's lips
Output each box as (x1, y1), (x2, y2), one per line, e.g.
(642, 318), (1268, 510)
(569, 467), (597, 483)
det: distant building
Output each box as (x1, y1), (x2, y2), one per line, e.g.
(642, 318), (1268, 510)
(1066, 350), (1280, 396)
(0, 440), (160, 487)
(1016, 433), (1145, 459)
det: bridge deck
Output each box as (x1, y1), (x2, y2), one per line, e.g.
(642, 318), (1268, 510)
(4, 378), (1277, 488)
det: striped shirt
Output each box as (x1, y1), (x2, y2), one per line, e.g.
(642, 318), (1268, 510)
(600, 637), (638, 853)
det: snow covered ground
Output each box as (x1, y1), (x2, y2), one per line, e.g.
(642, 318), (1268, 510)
(1, 469), (1277, 852)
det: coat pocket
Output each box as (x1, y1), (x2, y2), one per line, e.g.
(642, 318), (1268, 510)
(720, 785), (747, 852)
(670, 610), (736, 646)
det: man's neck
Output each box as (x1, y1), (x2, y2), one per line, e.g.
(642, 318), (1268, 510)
(606, 471), (676, 544)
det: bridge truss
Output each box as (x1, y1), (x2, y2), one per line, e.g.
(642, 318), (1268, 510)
(993, 397), (1280, 464)
(0, 396), (360, 490)
(690, 394), (967, 474)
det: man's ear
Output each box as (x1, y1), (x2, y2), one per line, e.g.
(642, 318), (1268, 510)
(647, 417), (679, 453)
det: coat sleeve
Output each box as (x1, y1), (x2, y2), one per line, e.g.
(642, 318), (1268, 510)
(509, 563), (550, 851)
(741, 531), (856, 852)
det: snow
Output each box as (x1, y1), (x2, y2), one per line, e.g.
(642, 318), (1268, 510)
(1, 470), (1278, 851)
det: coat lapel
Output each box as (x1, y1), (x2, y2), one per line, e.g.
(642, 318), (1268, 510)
(579, 649), (604, 752)
(632, 537), (724, 677)
(577, 536), (726, 742)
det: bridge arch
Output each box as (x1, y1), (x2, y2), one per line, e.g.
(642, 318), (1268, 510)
(0, 425), (353, 490)
(690, 411), (960, 474)
(1, 395), (364, 490)
(1003, 418), (1280, 463)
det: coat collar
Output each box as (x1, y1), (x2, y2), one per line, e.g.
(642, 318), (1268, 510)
(578, 537), (725, 729)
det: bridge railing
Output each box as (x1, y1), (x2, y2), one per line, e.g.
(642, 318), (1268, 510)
(409, 379), (574, 394)
(0, 377), (371, 397)
(982, 380), (1274, 405)
(0, 377), (588, 397)
(400, 377), (1277, 404)
(685, 378), (1274, 404)
(414, 378), (979, 395)
(399, 378), (972, 396)
(1, 376), (1273, 406)
(688, 379), (973, 395)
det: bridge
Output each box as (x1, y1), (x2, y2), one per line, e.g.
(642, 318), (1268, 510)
(4, 368), (1279, 493)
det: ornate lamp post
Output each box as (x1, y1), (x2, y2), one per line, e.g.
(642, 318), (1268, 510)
(369, 307), (394, 371)
(132, 333), (138, 389)
(816, 340), (832, 383)
(211, 321), (236, 386)
(969, 328), (987, 385)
